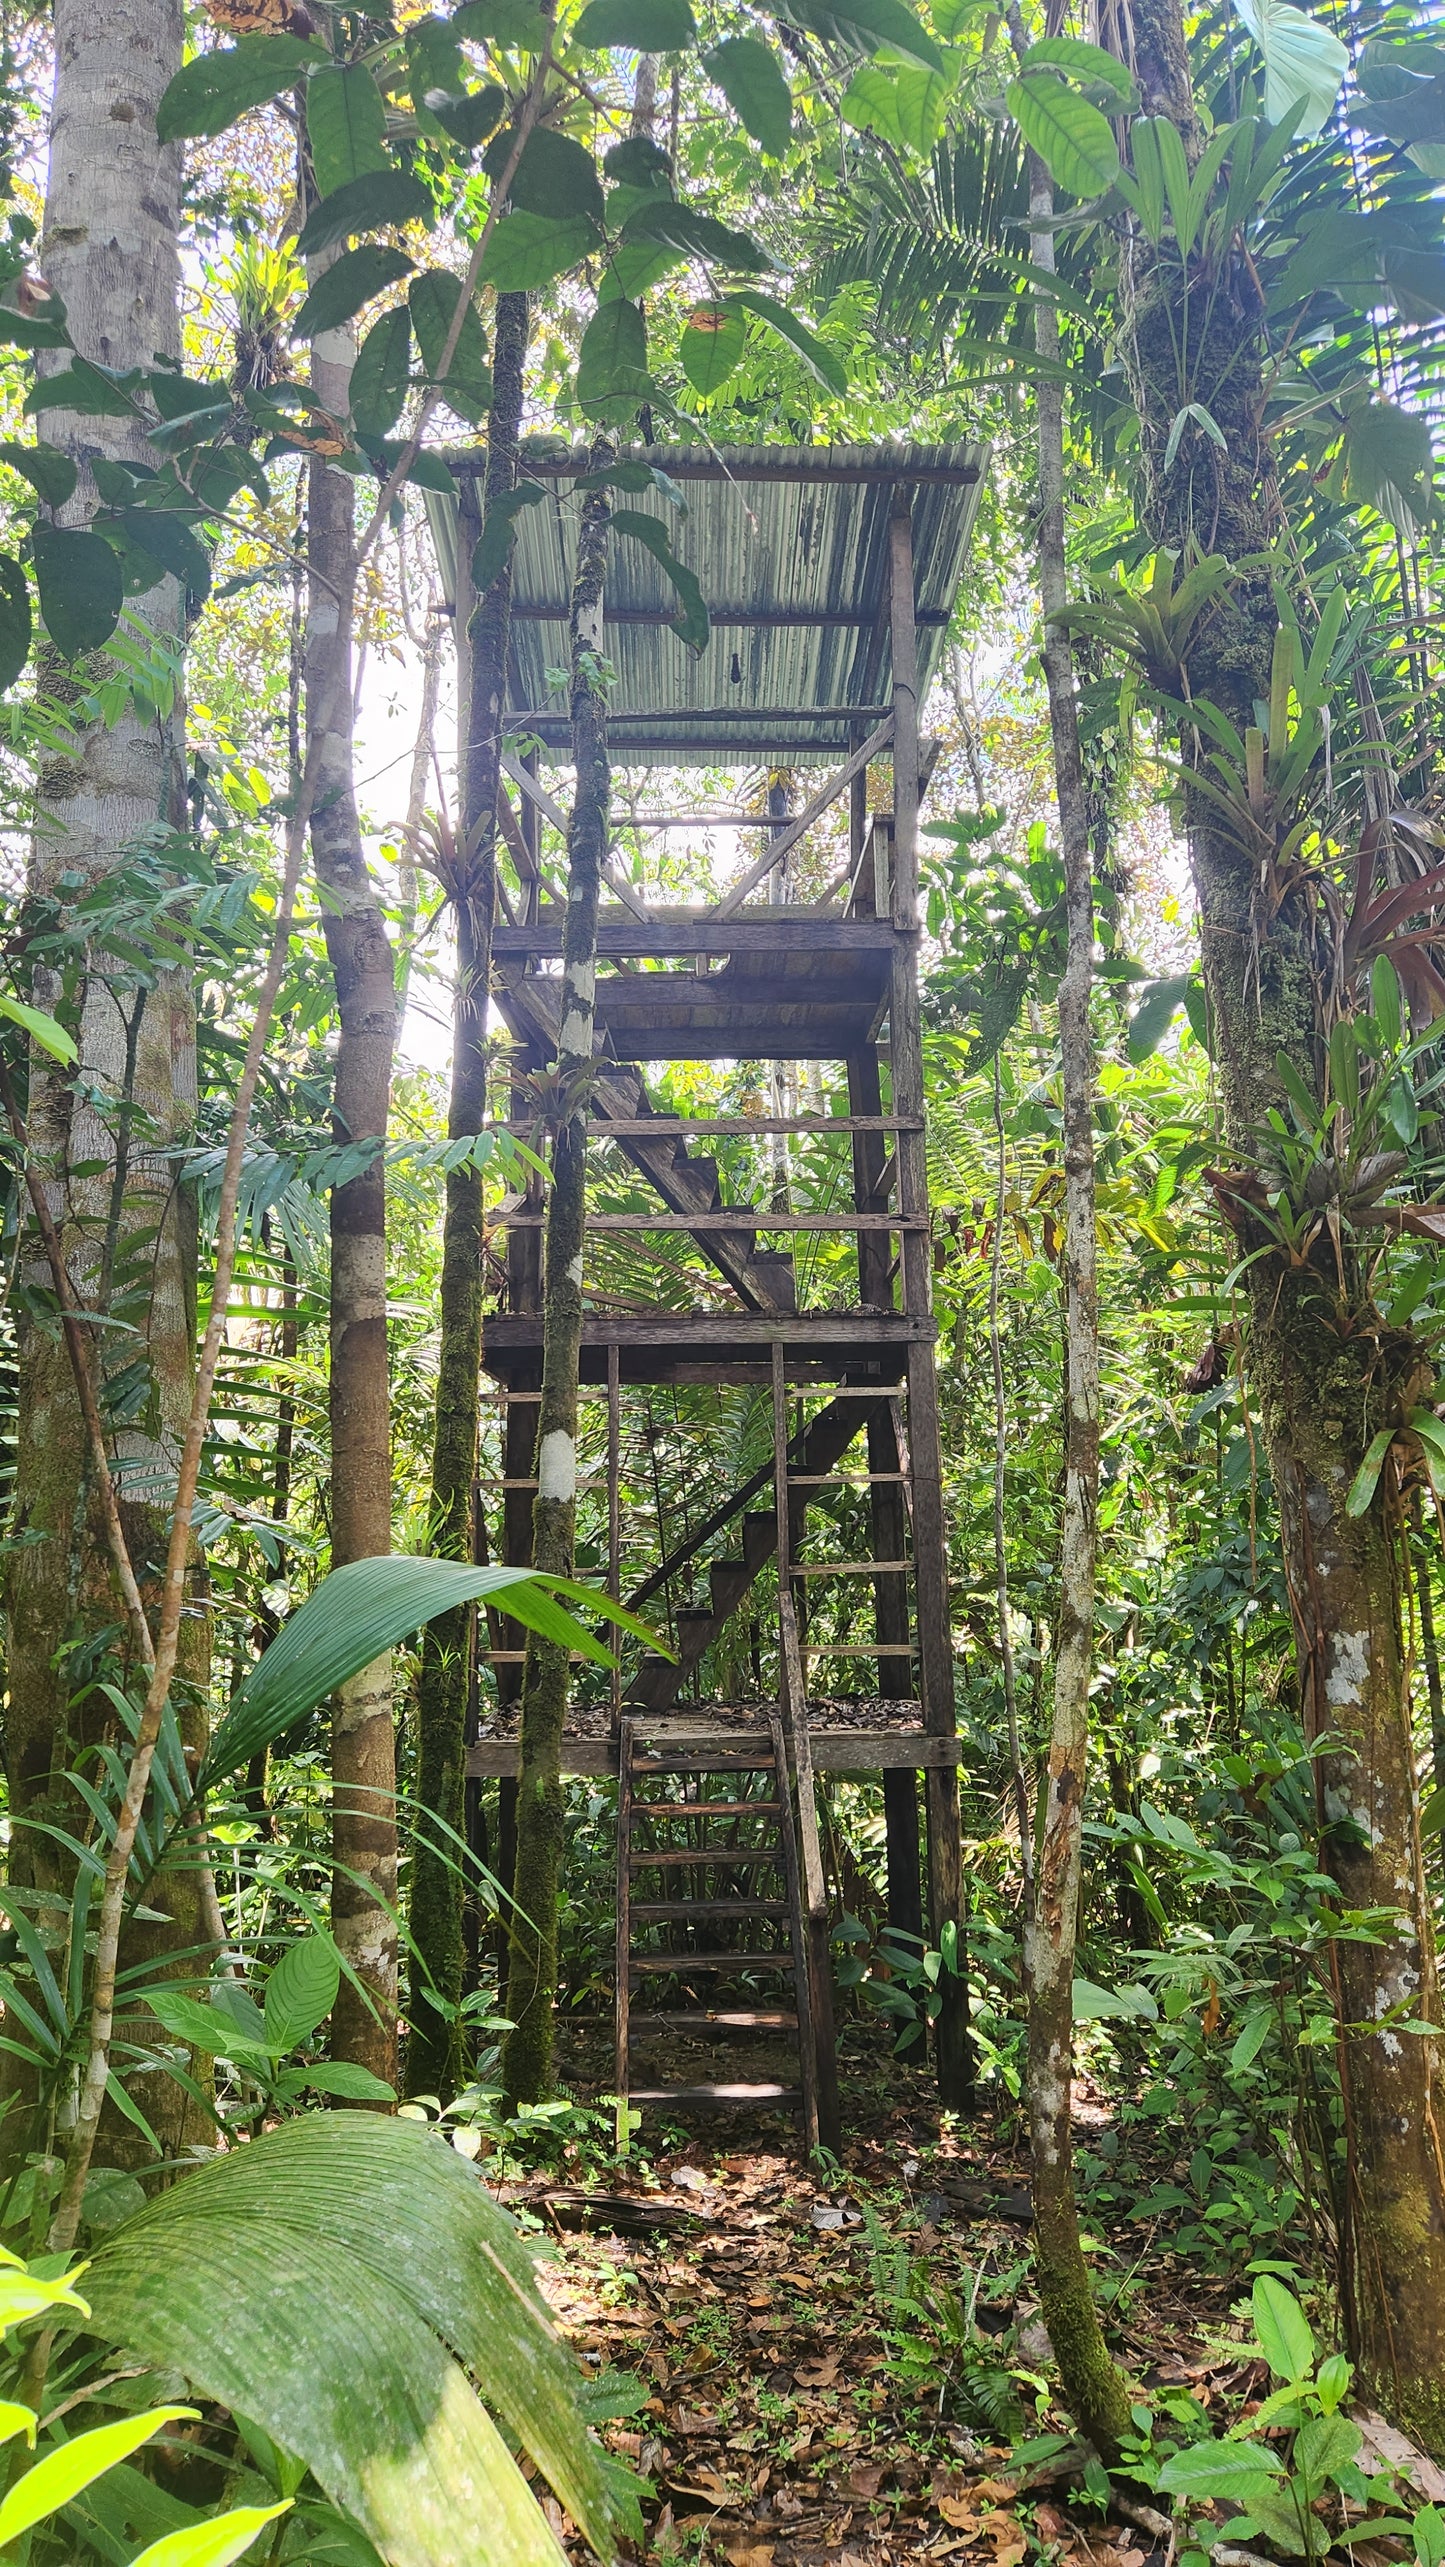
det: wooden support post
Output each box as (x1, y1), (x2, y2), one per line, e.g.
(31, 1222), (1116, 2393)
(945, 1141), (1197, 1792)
(889, 497), (971, 2109)
(774, 1345), (839, 2156)
(614, 1714), (633, 2151)
(608, 1342), (622, 1729)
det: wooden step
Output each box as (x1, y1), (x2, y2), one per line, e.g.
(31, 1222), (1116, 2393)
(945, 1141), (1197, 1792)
(634, 1797), (781, 1819)
(628, 2009), (799, 2034)
(630, 1949), (796, 1974)
(628, 1847), (783, 1869)
(632, 1898), (789, 1921)
(631, 1751), (776, 1773)
(627, 2082), (802, 2109)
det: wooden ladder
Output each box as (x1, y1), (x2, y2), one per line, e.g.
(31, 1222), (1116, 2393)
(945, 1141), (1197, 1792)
(615, 1713), (820, 2147)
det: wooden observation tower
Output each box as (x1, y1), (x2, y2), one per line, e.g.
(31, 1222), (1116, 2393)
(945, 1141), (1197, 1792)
(440, 440), (985, 2146)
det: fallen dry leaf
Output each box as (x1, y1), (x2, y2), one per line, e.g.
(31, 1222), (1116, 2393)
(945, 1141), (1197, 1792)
(983, 2506), (1028, 2567)
(848, 2461), (886, 2500)
(720, 2537), (774, 2567)
(794, 2355), (841, 2388)
(937, 2496), (979, 2532)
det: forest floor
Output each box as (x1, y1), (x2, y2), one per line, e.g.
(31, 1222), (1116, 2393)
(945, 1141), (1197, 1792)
(500, 2035), (1256, 2567)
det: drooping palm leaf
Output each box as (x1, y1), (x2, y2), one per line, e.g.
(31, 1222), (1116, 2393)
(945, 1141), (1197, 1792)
(79, 2114), (632, 2567)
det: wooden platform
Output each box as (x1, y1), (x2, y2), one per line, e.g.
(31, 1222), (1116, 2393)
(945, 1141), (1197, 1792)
(482, 1311), (932, 1386)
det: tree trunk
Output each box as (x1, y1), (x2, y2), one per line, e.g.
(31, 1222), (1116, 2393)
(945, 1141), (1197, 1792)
(306, 286), (398, 2087)
(408, 291), (530, 2099)
(1015, 122), (1133, 2464)
(500, 433), (613, 2108)
(3, 0), (212, 2177)
(1124, 0), (1445, 2447)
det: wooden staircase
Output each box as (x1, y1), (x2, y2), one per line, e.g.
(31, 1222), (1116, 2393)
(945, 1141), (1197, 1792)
(615, 1711), (818, 2139)
(627, 1388), (899, 1708)
(494, 969), (797, 1313)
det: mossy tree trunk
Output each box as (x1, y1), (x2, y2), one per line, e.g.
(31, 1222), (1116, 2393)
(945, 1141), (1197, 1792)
(2, 0), (214, 2180)
(500, 434), (613, 2109)
(1014, 106), (1134, 2462)
(408, 291), (530, 2099)
(1124, 0), (1445, 2447)
(306, 278), (399, 2087)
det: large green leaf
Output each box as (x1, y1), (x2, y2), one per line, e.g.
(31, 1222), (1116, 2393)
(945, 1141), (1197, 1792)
(351, 308), (413, 438)
(307, 64), (389, 196)
(0, 442), (78, 508)
(156, 37), (322, 144)
(621, 199), (773, 273)
(610, 507), (708, 651)
(477, 211), (601, 292)
(1007, 72), (1120, 194)
(31, 523), (124, 658)
(576, 297), (651, 411)
(133, 2500), (291, 2567)
(408, 271), (493, 423)
(295, 248), (416, 341)
(781, 0), (942, 72)
(1251, 2273), (1315, 2380)
(80, 2115), (630, 2567)
(575, 0), (694, 44)
(485, 126), (605, 222)
(203, 1553), (662, 1787)
(727, 290), (846, 393)
(1232, 0), (1347, 134)
(264, 1935), (341, 2053)
(1343, 398), (1434, 523)
(0, 2412), (195, 2546)
(0, 555), (31, 692)
(840, 59), (956, 152)
(680, 303), (747, 395)
(297, 172), (435, 258)
(470, 483), (547, 593)
(704, 39), (792, 154)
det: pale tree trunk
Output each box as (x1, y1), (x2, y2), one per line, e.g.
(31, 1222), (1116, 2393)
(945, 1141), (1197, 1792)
(3, 0), (212, 2177)
(306, 287), (399, 2086)
(1124, 0), (1445, 2447)
(1012, 109), (1133, 2460)
(500, 433), (613, 2108)
(408, 291), (530, 2098)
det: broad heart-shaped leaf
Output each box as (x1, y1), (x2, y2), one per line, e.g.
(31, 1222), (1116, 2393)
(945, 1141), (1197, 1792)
(704, 38), (792, 154)
(471, 483), (547, 594)
(1251, 2273), (1315, 2380)
(1021, 34), (1134, 96)
(31, 523), (124, 659)
(204, 1553), (665, 1789)
(1382, 245), (1445, 323)
(351, 306), (412, 438)
(275, 2061), (395, 2103)
(1343, 398), (1434, 523)
(0, 441), (77, 509)
(295, 247), (415, 341)
(681, 303), (747, 395)
(1156, 2437), (1283, 2500)
(0, 556), (31, 693)
(26, 359), (134, 420)
(610, 508), (708, 652)
(156, 36), (322, 143)
(297, 170), (435, 259)
(80, 2115), (631, 2567)
(840, 60), (956, 152)
(264, 1935), (341, 2054)
(780, 0), (942, 71)
(477, 211), (601, 292)
(408, 271), (492, 424)
(1007, 72), (1120, 194)
(485, 125), (606, 222)
(132, 2499), (291, 2567)
(1232, 0), (1347, 134)
(0, 2411), (196, 2547)
(451, 0), (552, 51)
(727, 290), (847, 394)
(576, 297), (651, 412)
(306, 64), (389, 197)
(576, 0), (694, 43)
(1127, 974), (1191, 1060)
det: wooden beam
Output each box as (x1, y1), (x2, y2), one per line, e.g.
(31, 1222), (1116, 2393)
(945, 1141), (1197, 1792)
(711, 719), (895, 920)
(497, 1113), (920, 1136)
(494, 916), (897, 958)
(496, 1210), (924, 1232)
(499, 751), (651, 922)
(465, 1730), (964, 1777)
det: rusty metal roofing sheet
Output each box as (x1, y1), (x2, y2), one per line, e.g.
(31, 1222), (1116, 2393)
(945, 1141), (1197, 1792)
(432, 439), (986, 765)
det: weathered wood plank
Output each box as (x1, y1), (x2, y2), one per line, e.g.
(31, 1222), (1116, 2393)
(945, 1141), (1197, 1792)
(465, 1730), (963, 1776)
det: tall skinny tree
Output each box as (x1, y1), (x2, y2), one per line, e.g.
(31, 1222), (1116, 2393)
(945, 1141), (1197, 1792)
(501, 438), (613, 2108)
(409, 290), (530, 2096)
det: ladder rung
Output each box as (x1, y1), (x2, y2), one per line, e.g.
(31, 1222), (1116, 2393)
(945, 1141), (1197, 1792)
(791, 1561), (909, 1577)
(629, 1848), (782, 1869)
(789, 1471), (908, 1486)
(633, 1899), (789, 1921)
(628, 2009), (799, 2034)
(630, 1753), (776, 1773)
(635, 1797), (781, 1818)
(624, 2083), (802, 2108)
(630, 1950), (796, 1974)
(802, 1642), (916, 1657)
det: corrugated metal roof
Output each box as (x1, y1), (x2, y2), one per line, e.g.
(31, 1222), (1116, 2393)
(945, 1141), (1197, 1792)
(432, 439), (986, 766)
